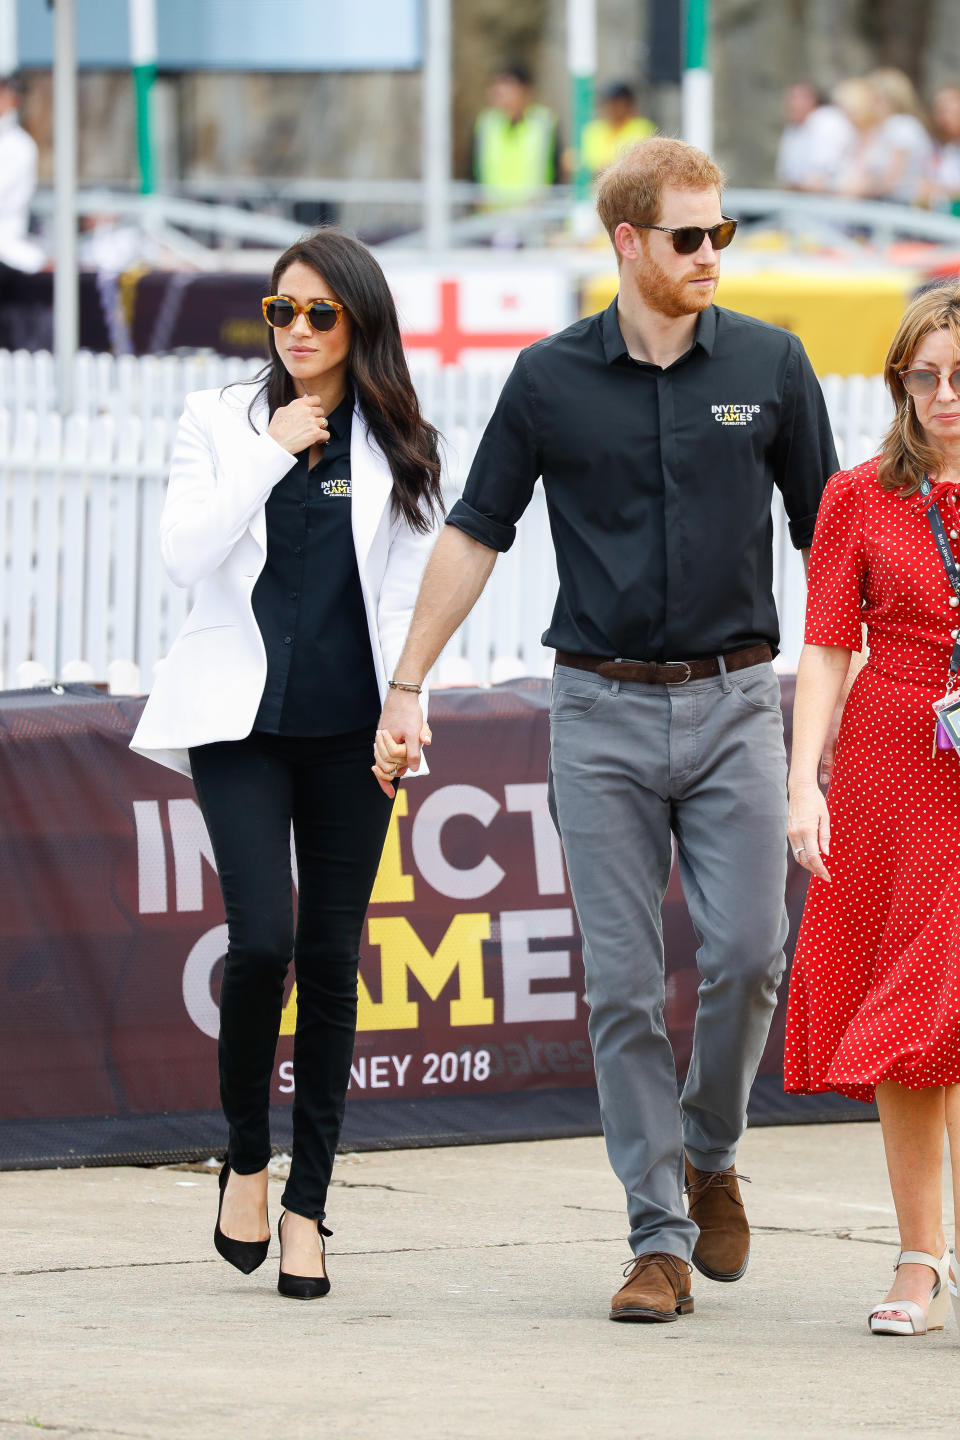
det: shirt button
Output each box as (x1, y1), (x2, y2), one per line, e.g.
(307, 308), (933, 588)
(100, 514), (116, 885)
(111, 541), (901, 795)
(952, 629), (959, 639)
(952, 530), (959, 540)
(290, 591), (298, 600)
(950, 597), (959, 608)
(294, 545), (302, 555)
(300, 502), (307, 510)
(283, 635), (293, 644)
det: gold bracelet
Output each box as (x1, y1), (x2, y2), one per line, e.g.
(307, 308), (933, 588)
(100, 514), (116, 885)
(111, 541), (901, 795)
(388, 679), (422, 694)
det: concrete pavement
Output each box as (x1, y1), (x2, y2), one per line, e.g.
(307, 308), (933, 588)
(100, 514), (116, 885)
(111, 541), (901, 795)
(2, 1122), (958, 1440)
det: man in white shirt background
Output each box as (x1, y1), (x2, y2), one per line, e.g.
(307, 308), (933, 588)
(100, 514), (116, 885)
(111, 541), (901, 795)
(775, 81), (855, 193)
(0, 71), (43, 274)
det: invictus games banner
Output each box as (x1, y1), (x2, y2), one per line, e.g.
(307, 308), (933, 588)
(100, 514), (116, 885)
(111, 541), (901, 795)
(0, 679), (865, 1170)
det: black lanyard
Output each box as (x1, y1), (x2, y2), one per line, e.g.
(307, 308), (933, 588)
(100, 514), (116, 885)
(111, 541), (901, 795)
(920, 475), (960, 677)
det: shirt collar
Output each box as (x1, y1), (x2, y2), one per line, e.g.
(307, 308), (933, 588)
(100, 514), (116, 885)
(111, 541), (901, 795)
(601, 296), (717, 366)
(694, 304), (717, 355)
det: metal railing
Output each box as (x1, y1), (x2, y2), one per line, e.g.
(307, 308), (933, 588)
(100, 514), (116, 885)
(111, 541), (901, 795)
(29, 184), (960, 258)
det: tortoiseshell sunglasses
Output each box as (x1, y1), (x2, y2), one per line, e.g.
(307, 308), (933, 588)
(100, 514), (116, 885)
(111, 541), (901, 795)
(261, 295), (346, 333)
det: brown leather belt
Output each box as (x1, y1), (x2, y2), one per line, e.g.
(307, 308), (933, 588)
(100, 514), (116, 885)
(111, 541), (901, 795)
(555, 643), (773, 686)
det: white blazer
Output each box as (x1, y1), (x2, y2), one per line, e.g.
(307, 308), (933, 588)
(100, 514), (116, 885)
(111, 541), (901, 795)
(130, 384), (439, 777)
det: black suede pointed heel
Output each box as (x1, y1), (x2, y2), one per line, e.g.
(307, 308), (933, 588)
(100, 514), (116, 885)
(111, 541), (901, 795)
(277, 1211), (332, 1299)
(213, 1162), (270, 1274)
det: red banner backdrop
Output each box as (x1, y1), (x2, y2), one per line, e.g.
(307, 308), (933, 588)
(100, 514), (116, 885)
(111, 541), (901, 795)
(0, 678), (864, 1169)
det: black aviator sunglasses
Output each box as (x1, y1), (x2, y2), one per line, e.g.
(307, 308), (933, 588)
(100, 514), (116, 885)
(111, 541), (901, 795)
(626, 217), (738, 255)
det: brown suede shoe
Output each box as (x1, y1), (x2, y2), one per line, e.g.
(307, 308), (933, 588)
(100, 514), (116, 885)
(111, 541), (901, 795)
(609, 1252), (694, 1323)
(684, 1158), (751, 1282)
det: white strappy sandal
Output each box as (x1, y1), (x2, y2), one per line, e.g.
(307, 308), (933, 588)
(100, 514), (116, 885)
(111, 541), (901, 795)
(868, 1248), (950, 1336)
(948, 1250), (960, 1329)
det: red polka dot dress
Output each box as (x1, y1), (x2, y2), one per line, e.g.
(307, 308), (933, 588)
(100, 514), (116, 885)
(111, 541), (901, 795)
(784, 457), (960, 1103)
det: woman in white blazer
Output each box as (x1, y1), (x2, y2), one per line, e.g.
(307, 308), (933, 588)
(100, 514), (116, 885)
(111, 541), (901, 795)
(131, 230), (441, 1299)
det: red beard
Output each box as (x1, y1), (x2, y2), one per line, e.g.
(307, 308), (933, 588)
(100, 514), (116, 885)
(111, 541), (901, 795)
(634, 256), (719, 318)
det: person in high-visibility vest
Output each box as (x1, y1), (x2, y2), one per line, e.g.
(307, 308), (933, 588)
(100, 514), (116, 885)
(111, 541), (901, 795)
(472, 63), (561, 209)
(580, 83), (656, 179)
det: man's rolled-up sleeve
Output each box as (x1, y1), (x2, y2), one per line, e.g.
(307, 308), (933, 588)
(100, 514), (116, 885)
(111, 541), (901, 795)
(446, 352), (541, 553)
(772, 339), (839, 549)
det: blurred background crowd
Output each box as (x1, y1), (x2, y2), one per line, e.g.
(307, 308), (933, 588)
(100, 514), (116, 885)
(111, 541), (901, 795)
(6, 61), (960, 278)
(775, 72), (960, 213)
(4, 0), (960, 263)
(470, 64), (960, 213)
(2, 0), (960, 381)
(6, 59), (960, 268)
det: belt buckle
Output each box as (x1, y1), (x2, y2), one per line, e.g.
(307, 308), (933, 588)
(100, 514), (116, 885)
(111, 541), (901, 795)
(662, 661), (692, 685)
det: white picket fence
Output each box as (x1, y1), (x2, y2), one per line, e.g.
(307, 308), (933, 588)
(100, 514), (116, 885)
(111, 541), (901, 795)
(0, 350), (892, 693)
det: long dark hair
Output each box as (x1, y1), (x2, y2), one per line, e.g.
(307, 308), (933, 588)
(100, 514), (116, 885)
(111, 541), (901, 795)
(243, 228), (442, 533)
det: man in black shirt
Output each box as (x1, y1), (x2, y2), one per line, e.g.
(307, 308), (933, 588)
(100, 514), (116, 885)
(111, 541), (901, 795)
(377, 138), (838, 1323)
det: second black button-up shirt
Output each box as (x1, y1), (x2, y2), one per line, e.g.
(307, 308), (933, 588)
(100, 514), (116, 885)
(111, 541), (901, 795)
(446, 300), (839, 661)
(251, 392), (382, 737)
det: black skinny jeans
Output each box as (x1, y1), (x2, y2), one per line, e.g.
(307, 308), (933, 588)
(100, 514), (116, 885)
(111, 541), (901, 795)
(189, 728), (393, 1220)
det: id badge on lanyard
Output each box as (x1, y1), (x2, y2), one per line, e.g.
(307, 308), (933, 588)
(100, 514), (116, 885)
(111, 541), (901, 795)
(934, 691), (960, 753)
(921, 477), (960, 756)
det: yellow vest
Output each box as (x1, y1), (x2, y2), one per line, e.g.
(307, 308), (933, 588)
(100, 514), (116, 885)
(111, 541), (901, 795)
(581, 115), (656, 175)
(474, 104), (557, 207)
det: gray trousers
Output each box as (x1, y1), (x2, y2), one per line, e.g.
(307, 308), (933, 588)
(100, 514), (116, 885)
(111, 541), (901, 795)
(547, 659), (788, 1260)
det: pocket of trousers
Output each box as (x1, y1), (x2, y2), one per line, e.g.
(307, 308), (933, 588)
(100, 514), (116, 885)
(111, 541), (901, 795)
(727, 663), (782, 715)
(551, 677), (606, 722)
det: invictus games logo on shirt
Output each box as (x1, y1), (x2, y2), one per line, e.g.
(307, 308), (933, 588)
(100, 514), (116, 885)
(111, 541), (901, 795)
(712, 404), (761, 426)
(322, 477), (351, 497)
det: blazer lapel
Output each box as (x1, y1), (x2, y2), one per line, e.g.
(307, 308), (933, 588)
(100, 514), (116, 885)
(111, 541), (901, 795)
(244, 388), (270, 556)
(217, 383), (270, 555)
(350, 405), (394, 574)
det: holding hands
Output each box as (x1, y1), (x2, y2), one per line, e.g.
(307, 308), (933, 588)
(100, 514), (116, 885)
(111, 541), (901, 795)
(267, 395), (330, 455)
(372, 689), (432, 797)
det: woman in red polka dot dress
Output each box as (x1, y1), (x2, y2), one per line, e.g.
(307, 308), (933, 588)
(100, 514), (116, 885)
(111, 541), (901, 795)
(785, 281), (960, 1338)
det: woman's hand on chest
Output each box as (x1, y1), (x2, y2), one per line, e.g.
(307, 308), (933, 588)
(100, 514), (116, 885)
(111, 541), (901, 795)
(267, 396), (331, 456)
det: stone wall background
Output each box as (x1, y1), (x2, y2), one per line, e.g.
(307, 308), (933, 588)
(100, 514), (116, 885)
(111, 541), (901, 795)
(18, 0), (960, 195)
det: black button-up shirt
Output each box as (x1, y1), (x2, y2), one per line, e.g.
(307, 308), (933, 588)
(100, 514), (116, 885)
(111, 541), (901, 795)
(446, 300), (838, 661)
(251, 392), (382, 736)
